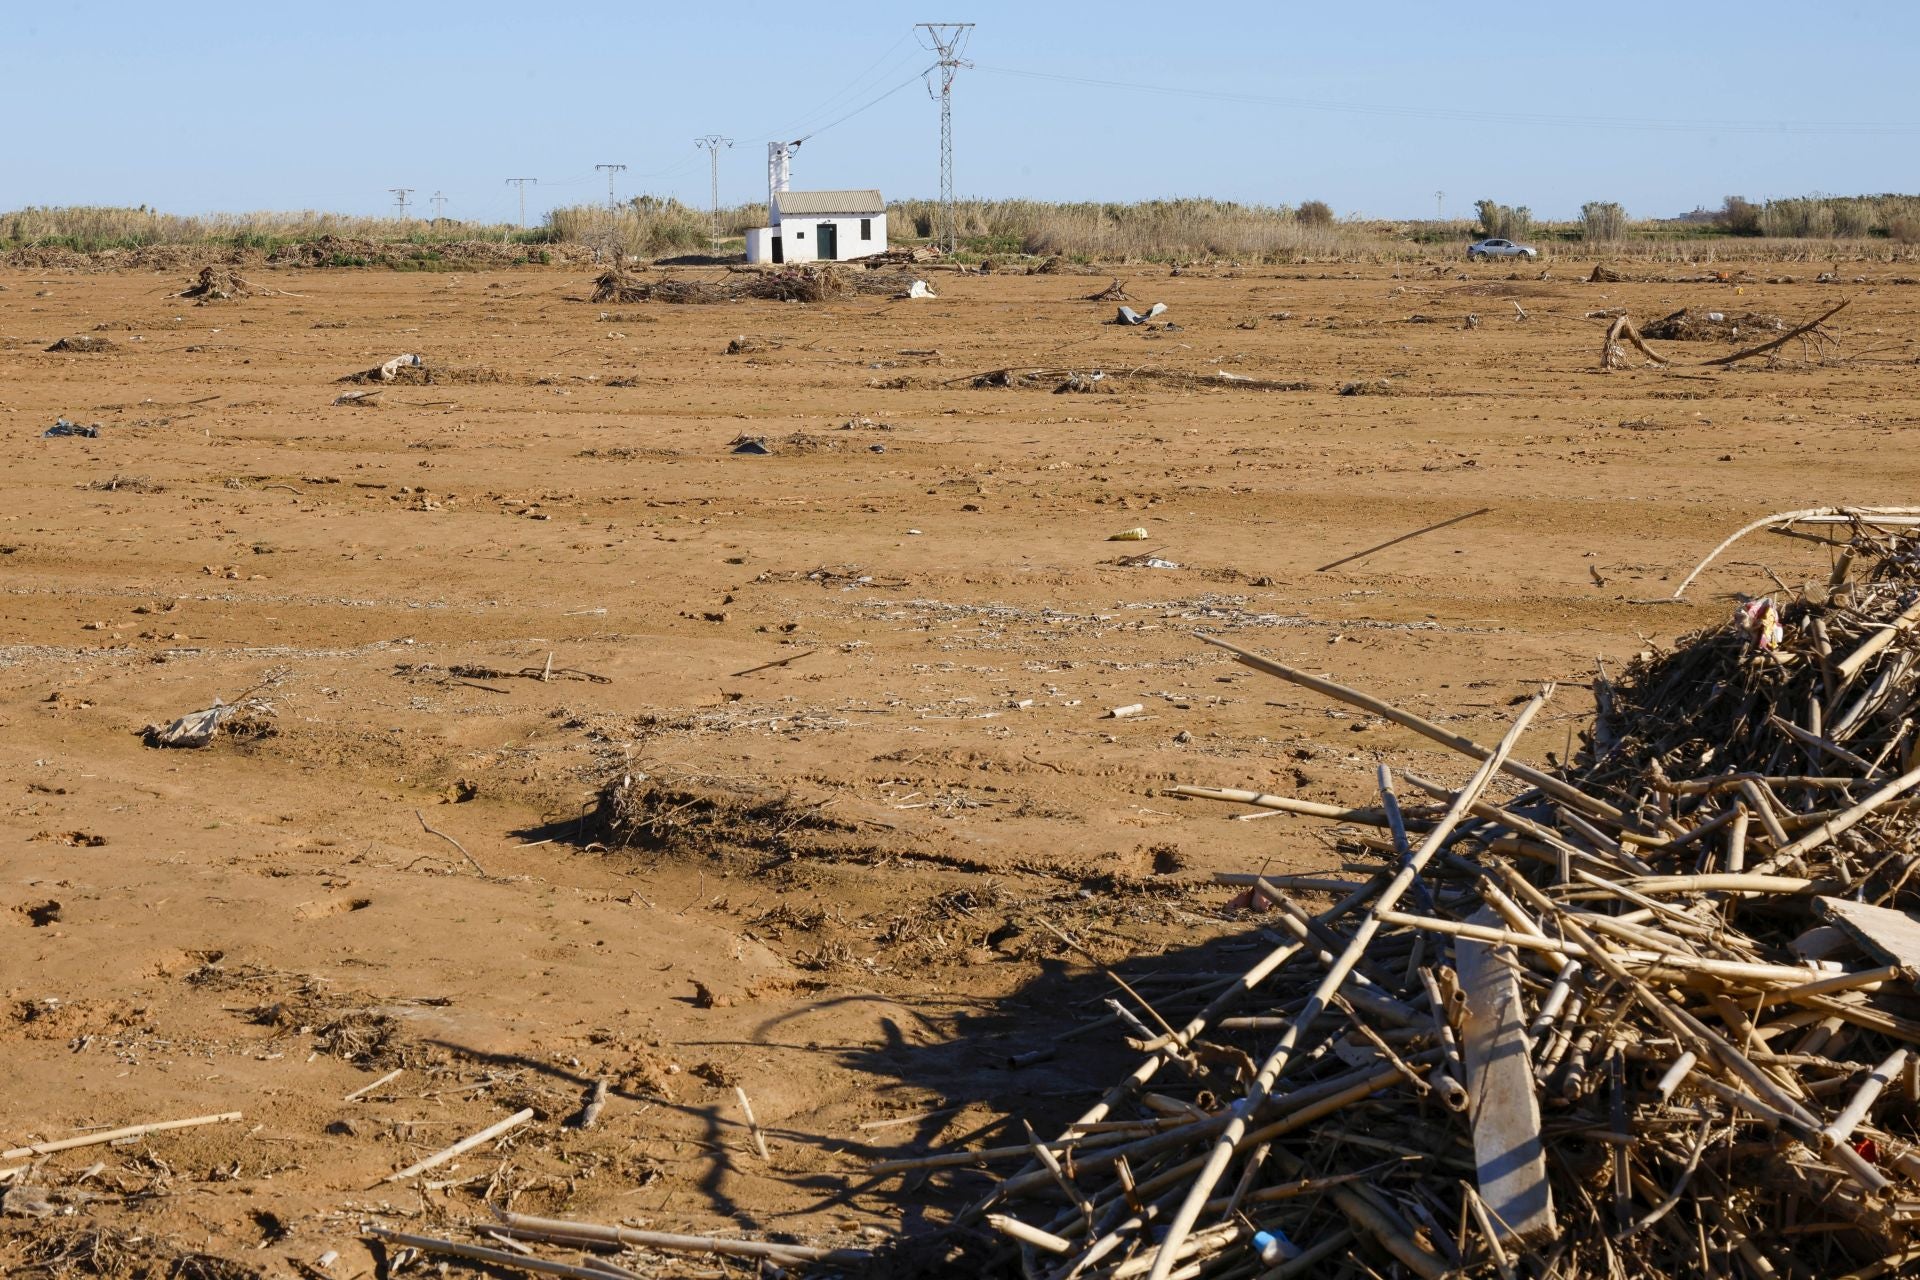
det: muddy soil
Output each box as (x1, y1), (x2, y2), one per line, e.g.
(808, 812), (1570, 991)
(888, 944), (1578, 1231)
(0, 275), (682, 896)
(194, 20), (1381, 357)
(2, 255), (1916, 1275)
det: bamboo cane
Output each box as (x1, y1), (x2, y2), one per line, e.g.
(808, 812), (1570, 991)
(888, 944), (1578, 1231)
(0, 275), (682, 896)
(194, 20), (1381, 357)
(1140, 688), (1550, 1280)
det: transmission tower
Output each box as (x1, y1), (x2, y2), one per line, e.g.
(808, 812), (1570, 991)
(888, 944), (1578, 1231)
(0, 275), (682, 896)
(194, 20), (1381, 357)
(916, 22), (974, 254)
(389, 187), (415, 220)
(430, 191), (448, 223)
(1435, 190), (1445, 222)
(694, 135), (733, 248)
(596, 163), (627, 212)
(505, 177), (537, 229)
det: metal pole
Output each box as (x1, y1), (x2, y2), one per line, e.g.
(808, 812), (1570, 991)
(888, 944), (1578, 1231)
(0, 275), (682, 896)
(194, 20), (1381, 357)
(505, 177), (537, 230)
(694, 135), (733, 250)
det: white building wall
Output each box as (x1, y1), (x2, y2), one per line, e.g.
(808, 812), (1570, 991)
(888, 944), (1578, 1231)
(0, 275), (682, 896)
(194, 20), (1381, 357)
(746, 211), (887, 264)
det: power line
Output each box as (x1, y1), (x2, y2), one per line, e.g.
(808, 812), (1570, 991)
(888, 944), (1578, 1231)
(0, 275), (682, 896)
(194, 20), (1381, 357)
(430, 191), (448, 222)
(596, 163), (627, 211)
(389, 187), (415, 220)
(694, 136), (733, 248)
(976, 63), (1920, 137)
(798, 64), (935, 143)
(504, 177), (537, 229)
(916, 22), (974, 253)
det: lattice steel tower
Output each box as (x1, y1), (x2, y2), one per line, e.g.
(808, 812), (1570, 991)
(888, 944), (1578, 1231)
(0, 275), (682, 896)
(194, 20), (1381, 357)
(916, 22), (974, 253)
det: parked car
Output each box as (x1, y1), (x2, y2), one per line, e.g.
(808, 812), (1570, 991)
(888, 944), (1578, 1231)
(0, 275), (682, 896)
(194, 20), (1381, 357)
(1467, 238), (1537, 261)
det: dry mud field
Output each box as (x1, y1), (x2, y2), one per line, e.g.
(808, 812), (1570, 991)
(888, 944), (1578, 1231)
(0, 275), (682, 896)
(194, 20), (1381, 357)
(2, 254), (1917, 1276)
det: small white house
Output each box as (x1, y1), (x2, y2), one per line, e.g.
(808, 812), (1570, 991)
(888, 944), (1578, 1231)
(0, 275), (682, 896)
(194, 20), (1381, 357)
(745, 189), (887, 265)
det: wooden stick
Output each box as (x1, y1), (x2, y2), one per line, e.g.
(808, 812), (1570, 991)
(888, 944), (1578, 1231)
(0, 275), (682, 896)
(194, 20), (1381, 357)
(416, 808), (486, 875)
(382, 1107), (532, 1182)
(1314, 507), (1491, 574)
(729, 648), (819, 677)
(1141, 689), (1550, 1280)
(494, 1211), (871, 1264)
(344, 1068), (404, 1102)
(2, 1111), (242, 1160)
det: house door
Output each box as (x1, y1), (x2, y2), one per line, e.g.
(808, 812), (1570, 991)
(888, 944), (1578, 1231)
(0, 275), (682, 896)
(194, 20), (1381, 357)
(816, 223), (838, 261)
(771, 235), (783, 264)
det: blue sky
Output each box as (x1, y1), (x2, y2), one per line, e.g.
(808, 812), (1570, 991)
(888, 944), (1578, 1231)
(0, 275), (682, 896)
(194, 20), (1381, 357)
(5, 1), (1916, 223)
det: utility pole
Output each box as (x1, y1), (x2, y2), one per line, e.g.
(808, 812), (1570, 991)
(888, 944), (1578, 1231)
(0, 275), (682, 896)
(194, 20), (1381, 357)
(505, 177), (537, 230)
(1434, 190), (1445, 222)
(389, 187), (415, 220)
(596, 163), (627, 212)
(916, 21), (974, 254)
(694, 135), (733, 249)
(430, 191), (448, 223)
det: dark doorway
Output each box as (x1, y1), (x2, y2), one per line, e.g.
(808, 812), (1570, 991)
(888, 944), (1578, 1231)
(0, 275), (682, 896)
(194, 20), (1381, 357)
(771, 235), (784, 264)
(816, 222), (838, 261)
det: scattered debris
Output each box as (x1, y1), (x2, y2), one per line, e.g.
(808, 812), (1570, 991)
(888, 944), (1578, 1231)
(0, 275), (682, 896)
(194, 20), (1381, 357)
(341, 353), (424, 384)
(1108, 527), (1150, 541)
(178, 265), (254, 302)
(1087, 278), (1130, 301)
(1337, 377), (1399, 396)
(42, 418), (100, 438)
(963, 366), (1309, 393)
(45, 336), (114, 354)
(730, 435), (773, 455)
(899, 279), (937, 300)
(595, 264), (914, 305)
(142, 697), (277, 748)
(1114, 302), (1169, 325)
(1640, 308), (1787, 342)
(1588, 263), (1624, 283)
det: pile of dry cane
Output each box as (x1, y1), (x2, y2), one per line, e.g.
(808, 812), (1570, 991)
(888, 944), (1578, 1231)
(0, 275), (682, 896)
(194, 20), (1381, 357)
(591, 264), (912, 305)
(942, 512), (1920, 1279)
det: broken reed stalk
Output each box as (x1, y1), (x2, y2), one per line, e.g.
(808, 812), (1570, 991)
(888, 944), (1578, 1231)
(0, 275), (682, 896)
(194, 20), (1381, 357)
(492, 1211), (872, 1265)
(368, 1229), (622, 1280)
(735, 1087), (770, 1160)
(1, 1111), (243, 1160)
(343, 1067), (404, 1102)
(382, 1107), (532, 1182)
(1141, 688), (1550, 1280)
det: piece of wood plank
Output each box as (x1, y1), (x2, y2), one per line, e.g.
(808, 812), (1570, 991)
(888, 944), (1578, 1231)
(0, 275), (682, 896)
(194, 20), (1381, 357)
(1815, 897), (1920, 981)
(1455, 908), (1556, 1248)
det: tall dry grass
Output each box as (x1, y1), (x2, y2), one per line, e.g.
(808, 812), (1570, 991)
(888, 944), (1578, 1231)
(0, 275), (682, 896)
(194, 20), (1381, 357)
(885, 197), (1390, 261)
(0, 206), (531, 252)
(7, 195), (1920, 265)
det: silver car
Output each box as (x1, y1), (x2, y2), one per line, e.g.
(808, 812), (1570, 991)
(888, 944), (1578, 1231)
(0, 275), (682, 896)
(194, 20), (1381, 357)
(1467, 238), (1537, 261)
